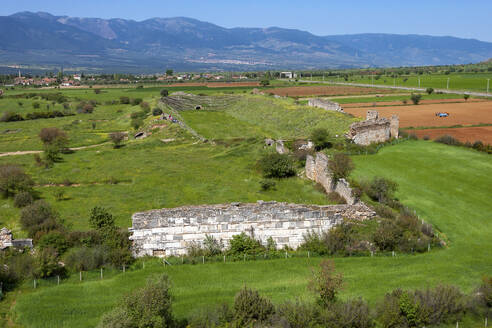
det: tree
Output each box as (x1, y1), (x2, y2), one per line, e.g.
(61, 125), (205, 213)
(463, 94), (470, 101)
(410, 94), (422, 105)
(98, 274), (175, 328)
(260, 79), (270, 87)
(109, 132), (126, 149)
(0, 165), (34, 198)
(308, 259), (343, 307)
(328, 153), (354, 181)
(426, 88), (434, 95)
(166, 69), (173, 76)
(310, 128), (332, 151)
(234, 287), (275, 325)
(89, 206), (115, 230)
(258, 153), (296, 178)
(160, 89), (169, 97)
(368, 177), (398, 203)
(20, 200), (61, 239)
(39, 127), (68, 163)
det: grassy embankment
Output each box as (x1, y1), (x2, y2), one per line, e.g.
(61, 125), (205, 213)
(11, 141), (492, 327)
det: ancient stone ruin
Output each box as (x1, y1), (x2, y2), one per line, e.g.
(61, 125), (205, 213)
(308, 98), (343, 112)
(129, 201), (375, 257)
(305, 152), (359, 205)
(265, 139), (289, 154)
(0, 89), (3, 97)
(347, 110), (399, 145)
(0, 228), (33, 250)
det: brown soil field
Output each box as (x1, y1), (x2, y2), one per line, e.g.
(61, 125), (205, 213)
(344, 101), (492, 128)
(269, 86), (396, 97)
(166, 82), (260, 87)
(412, 126), (492, 144)
(342, 98), (487, 108)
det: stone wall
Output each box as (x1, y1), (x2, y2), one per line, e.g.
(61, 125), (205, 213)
(305, 153), (358, 205)
(347, 110), (399, 145)
(0, 228), (33, 250)
(129, 201), (375, 257)
(308, 98), (343, 112)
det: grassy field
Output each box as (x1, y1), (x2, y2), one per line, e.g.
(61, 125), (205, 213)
(11, 140), (492, 327)
(315, 72), (492, 93)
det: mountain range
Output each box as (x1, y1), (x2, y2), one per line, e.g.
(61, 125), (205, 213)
(1, 11), (492, 73)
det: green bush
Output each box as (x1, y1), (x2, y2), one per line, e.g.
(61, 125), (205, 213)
(258, 153), (296, 178)
(37, 231), (69, 254)
(160, 89), (169, 97)
(119, 96), (130, 104)
(410, 94), (422, 105)
(233, 287), (275, 326)
(426, 87), (434, 95)
(203, 234), (223, 256)
(328, 153), (354, 181)
(0, 112), (24, 122)
(435, 135), (461, 146)
(0, 165), (34, 199)
(310, 128), (332, 151)
(131, 98), (143, 106)
(20, 200), (62, 239)
(98, 274), (175, 328)
(367, 177), (398, 204)
(34, 248), (66, 279)
(63, 246), (110, 271)
(308, 259), (343, 307)
(259, 179), (276, 191)
(152, 107), (163, 116)
(13, 191), (34, 208)
(227, 232), (265, 255)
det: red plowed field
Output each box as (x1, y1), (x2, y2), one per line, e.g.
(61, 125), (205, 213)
(342, 98), (487, 108)
(269, 86), (395, 97)
(167, 82), (260, 87)
(344, 101), (492, 128)
(412, 126), (492, 144)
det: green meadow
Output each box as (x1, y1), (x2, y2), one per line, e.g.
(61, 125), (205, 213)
(0, 85), (491, 327)
(11, 141), (492, 327)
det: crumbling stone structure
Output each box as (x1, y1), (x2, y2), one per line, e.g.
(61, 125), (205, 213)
(305, 152), (359, 205)
(0, 89), (3, 97)
(347, 110), (399, 145)
(308, 98), (343, 112)
(129, 201), (375, 257)
(0, 228), (33, 250)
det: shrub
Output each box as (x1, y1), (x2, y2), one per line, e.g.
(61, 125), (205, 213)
(152, 107), (163, 116)
(94, 89), (101, 94)
(188, 304), (233, 328)
(258, 153), (296, 178)
(276, 300), (320, 328)
(426, 87), (434, 95)
(0, 112), (24, 122)
(414, 285), (466, 325)
(131, 118), (144, 130)
(477, 276), (492, 311)
(228, 232), (264, 255)
(34, 248), (66, 279)
(203, 234), (223, 256)
(0, 164), (34, 198)
(119, 96), (130, 104)
(435, 135), (461, 146)
(308, 259), (343, 307)
(13, 191), (33, 208)
(98, 274), (175, 328)
(64, 246), (110, 271)
(109, 132), (126, 148)
(373, 220), (402, 251)
(328, 153), (354, 181)
(259, 179), (276, 191)
(324, 222), (354, 255)
(160, 89), (169, 97)
(311, 128), (332, 151)
(367, 177), (398, 203)
(472, 140), (484, 151)
(37, 231), (69, 254)
(89, 206), (115, 231)
(131, 98), (143, 106)
(39, 127), (67, 145)
(32, 102), (40, 109)
(234, 287), (275, 325)
(410, 93), (422, 105)
(463, 94), (470, 101)
(186, 241), (205, 257)
(325, 298), (373, 328)
(140, 102), (150, 113)
(300, 231), (329, 255)
(39, 127), (68, 164)
(20, 200), (62, 239)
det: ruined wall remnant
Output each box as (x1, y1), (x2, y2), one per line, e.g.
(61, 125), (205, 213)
(130, 201), (375, 257)
(308, 98), (343, 112)
(0, 228), (33, 250)
(347, 111), (399, 145)
(305, 153), (359, 205)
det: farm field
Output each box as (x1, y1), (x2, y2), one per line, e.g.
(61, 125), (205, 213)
(268, 85), (397, 97)
(344, 101), (492, 128)
(341, 97), (487, 108)
(317, 72), (492, 93)
(12, 141), (492, 327)
(412, 126), (492, 144)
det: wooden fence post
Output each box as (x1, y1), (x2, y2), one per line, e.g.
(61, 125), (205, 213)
(202, 256), (205, 264)
(33, 279), (36, 289)
(57, 275), (60, 285)
(79, 271), (82, 281)
(100, 268), (103, 279)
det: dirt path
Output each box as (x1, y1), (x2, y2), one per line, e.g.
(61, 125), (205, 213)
(0, 142), (110, 158)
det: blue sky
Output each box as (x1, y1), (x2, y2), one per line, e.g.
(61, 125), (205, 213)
(2, 0), (492, 42)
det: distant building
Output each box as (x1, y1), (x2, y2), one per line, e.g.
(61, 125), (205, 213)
(73, 74), (81, 81)
(280, 72), (297, 79)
